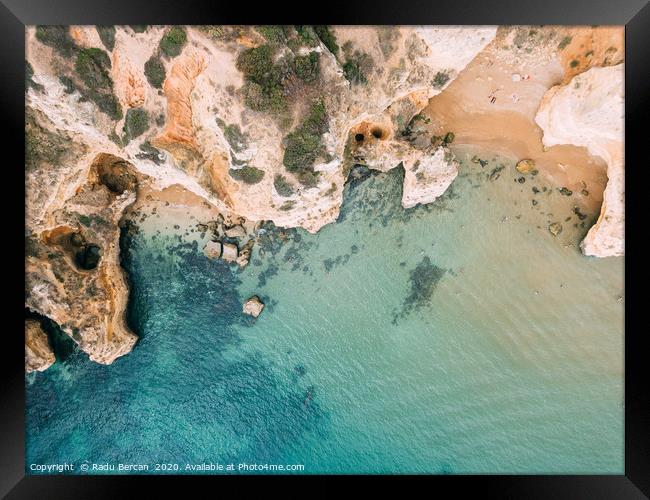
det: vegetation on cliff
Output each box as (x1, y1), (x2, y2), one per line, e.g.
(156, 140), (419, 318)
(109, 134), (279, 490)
(96, 26), (116, 51)
(228, 166), (265, 184)
(74, 47), (122, 119)
(282, 100), (328, 186)
(159, 27), (187, 58)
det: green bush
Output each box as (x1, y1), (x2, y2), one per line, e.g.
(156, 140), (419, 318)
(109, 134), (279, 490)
(282, 100), (328, 185)
(123, 108), (149, 142)
(74, 48), (122, 120)
(294, 26), (319, 47)
(237, 44), (277, 84)
(222, 123), (247, 152)
(96, 26), (116, 51)
(258, 25), (287, 44)
(273, 174), (294, 197)
(35, 26), (76, 57)
(294, 52), (320, 83)
(558, 35), (572, 50)
(159, 27), (187, 58)
(130, 25), (148, 33)
(25, 113), (67, 171)
(237, 45), (289, 113)
(75, 48), (113, 89)
(25, 61), (43, 92)
(343, 51), (373, 85)
(228, 166), (265, 184)
(314, 26), (339, 55)
(432, 71), (450, 89)
(144, 55), (166, 88)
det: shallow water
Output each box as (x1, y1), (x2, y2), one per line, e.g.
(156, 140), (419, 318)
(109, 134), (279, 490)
(26, 147), (624, 474)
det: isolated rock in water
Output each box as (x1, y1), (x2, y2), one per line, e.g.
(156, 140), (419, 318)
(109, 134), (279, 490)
(243, 295), (264, 317)
(221, 242), (238, 262)
(203, 240), (222, 259)
(535, 64), (624, 257)
(515, 159), (536, 175)
(25, 320), (55, 373)
(402, 147), (459, 209)
(548, 222), (563, 236)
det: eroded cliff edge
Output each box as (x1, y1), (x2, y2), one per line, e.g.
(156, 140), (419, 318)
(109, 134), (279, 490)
(25, 25), (624, 368)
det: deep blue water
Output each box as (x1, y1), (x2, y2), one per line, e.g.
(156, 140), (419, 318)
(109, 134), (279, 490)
(26, 149), (624, 474)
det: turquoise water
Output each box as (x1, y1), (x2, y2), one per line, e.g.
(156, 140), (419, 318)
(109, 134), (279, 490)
(26, 148), (624, 474)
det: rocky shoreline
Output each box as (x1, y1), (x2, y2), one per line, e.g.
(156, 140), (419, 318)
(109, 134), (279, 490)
(25, 25), (624, 371)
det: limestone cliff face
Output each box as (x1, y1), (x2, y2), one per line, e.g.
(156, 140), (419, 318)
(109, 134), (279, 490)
(25, 25), (623, 368)
(25, 320), (55, 373)
(535, 64), (624, 257)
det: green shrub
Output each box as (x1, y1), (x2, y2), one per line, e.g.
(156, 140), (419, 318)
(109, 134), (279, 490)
(558, 35), (572, 50)
(343, 51), (373, 84)
(59, 76), (76, 94)
(35, 26), (76, 57)
(273, 174), (294, 197)
(130, 25), (148, 33)
(144, 55), (166, 88)
(159, 27), (187, 58)
(75, 48), (113, 89)
(74, 48), (122, 119)
(294, 52), (320, 83)
(222, 123), (247, 152)
(258, 25), (287, 44)
(237, 45), (289, 113)
(294, 26), (319, 47)
(432, 71), (450, 89)
(96, 26), (116, 51)
(228, 166), (265, 184)
(314, 26), (339, 55)
(282, 100), (328, 185)
(25, 61), (43, 92)
(237, 44), (277, 84)
(25, 113), (67, 171)
(123, 108), (149, 142)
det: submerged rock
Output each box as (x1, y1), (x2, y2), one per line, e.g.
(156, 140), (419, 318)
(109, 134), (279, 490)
(243, 295), (265, 318)
(548, 222), (563, 236)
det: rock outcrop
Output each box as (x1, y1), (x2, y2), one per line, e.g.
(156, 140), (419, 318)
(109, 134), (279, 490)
(535, 64), (624, 257)
(25, 25), (623, 368)
(243, 296), (265, 318)
(25, 320), (56, 373)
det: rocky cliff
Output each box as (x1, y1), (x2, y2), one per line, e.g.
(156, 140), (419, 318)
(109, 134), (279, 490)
(25, 25), (624, 369)
(535, 64), (624, 257)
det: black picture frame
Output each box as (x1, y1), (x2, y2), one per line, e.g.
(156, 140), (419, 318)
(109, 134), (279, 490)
(3, 0), (649, 496)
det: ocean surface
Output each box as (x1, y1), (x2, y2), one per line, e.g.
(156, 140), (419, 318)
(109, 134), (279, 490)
(26, 147), (624, 474)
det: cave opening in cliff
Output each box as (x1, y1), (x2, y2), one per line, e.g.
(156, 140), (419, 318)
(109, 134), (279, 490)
(371, 127), (385, 140)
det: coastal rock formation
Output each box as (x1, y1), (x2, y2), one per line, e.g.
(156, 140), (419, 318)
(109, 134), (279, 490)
(25, 106), (143, 364)
(401, 147), (459, 209)
(243, 296), (265, 318)
(535, 64), (624, 257)
(25, 25), (623, 368)
(25, 320), (56, 373)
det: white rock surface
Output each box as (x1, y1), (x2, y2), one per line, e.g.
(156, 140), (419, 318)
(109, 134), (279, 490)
(535, 64), (624, 257)
(203, 240), (222, 259)
(221, 242), (238, 262)
(243, 296), (264, 318)
(402, 147), (459, 209)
